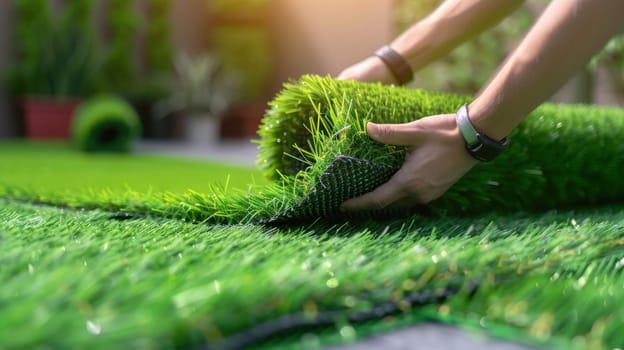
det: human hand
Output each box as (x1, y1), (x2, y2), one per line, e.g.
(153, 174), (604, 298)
(340, 114), (479, 211)
(336, 56), (398, 84)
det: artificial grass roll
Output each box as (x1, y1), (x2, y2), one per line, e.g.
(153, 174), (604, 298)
(72, 95), (142, 152)
(6, 75), (624, 225)
(258, 75), (624, 221)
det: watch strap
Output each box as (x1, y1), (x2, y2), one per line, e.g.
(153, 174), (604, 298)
(456, 103), (479, 146)
(374, 45), (413, 85)
(456, 104), (509, 162)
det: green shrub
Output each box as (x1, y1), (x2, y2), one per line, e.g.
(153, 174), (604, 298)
(119, 0), (172, 101)
(209, 0), (272, 103)
(394, 0), (533, 95)
(10, 0), (98, 97)
(98, 0), (140, 95)
(210, 0), (269, 14)
(145, 0), (173, 75)
(71, 96), (142, 152)
(212, 26), (271, 101)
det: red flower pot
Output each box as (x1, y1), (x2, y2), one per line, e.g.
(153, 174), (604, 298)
(22, 97), (82, 139)
(220, 103), (266, 139)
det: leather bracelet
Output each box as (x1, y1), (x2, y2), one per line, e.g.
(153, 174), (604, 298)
(374, 45), (413, 85)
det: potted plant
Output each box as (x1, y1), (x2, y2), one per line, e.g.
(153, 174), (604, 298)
(208, 0), (272, 139)
(136, 0), (175, 139)
(9, 0), (97, 139)
(154, 52), (240, 145)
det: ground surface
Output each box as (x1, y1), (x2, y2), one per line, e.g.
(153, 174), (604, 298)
(2, 141), (622, 350)
(329, 323), (537, 350)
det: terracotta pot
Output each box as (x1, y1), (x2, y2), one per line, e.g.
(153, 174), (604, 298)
(22, 97), (82, 139)
(220, 103), (266, 139)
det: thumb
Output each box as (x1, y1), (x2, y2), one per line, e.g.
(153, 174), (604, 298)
(367, 121), (423, 146)
(336, 70), (350, 81)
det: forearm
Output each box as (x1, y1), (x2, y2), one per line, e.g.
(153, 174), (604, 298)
(469, 0), (624, 140)
(391, 0), (524, 71)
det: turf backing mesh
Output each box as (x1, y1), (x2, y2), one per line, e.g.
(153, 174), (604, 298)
(263, 156), (405, 224)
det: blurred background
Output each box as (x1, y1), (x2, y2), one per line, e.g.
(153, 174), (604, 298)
(0, 0), (622, 143)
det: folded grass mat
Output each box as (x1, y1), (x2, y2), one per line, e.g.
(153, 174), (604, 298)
(256, 75), (624, 223)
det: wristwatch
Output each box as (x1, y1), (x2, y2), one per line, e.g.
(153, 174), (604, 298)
(456, 103), (509, 162)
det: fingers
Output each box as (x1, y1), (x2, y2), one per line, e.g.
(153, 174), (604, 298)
(336, 56), (396, 83)
(367, 122), (423, 147)
(341, 114), (473, 213)
(336, 69), (352, 81)
(339, 122), (425, 211)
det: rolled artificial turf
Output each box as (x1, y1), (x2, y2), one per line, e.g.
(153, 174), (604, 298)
(72, 95), (142, 152)
(257, 75), (624, 222)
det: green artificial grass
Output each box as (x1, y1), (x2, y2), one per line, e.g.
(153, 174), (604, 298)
(72, 95), (142, 152)
(0, 140), (267, 197)
(2, 200), (624, 349)
(2, 75), (624, 349)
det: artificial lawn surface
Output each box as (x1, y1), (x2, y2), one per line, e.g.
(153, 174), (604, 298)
(3, 198), (624, 349)
(0, 140), (268, 196)
(3, 76), (624, 349)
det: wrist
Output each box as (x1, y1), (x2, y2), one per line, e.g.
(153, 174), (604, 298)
(374, 45), (413, 85)
(368, 56), (400, 85)
(456, 104), (509, 162)
(466, 100), (514, 142)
